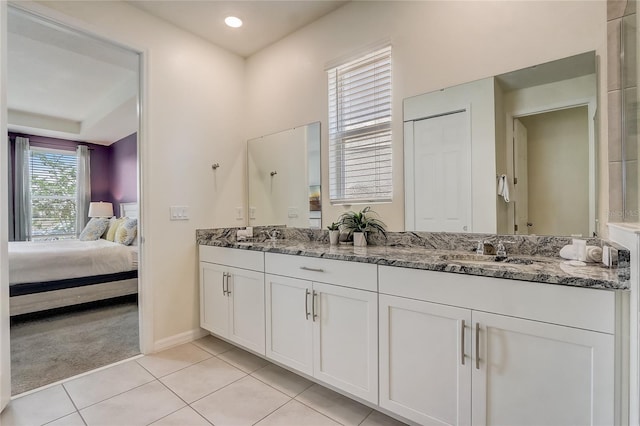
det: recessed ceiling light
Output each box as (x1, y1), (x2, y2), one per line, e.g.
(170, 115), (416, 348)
(225, 16), (243, 28)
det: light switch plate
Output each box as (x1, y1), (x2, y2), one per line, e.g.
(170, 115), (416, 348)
(236, 207), (244, 220)
(170, 206), (189, 220)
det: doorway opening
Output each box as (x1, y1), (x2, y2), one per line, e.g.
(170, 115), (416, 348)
(512, 105), (592, 236)
(5, 6), (142, 395)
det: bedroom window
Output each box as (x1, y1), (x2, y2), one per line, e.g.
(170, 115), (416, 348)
(29, 148), (78, 240)
(328, 45), (393, 204)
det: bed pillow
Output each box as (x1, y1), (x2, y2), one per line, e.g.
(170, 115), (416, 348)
(115, 218), (137, 245)
(79, 217), (110, 241)
(105, 217), (126, 241)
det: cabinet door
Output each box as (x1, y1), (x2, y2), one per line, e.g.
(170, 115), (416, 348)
(265, 274), (313, 375)
(200, 262), (229, 337)
(227, 267), (266, 355)
(312, 282), (378, 404)
(379, 294), (472, 426)
(472, 311), (614, 426)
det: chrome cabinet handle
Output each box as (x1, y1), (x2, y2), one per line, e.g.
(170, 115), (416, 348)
(304, 289), (310, 320)
(226, 273), (231, 296)
(312, 291), (318, 321)
(461, 320), (466, 366)
(300, 266), (324, 273)
(222, 272), (227, 296)
(475, 322), (480, 370)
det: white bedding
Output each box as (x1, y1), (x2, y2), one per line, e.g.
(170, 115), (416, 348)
(9, 239), (137, 285)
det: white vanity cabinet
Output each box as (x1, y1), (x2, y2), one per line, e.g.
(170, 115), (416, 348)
(378, 266), (617, 426)
(199, 246), (266, 355)
(265, 253), (379, 404)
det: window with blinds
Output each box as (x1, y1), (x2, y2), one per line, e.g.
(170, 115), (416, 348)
(328, 45), (392, 204)
(29, 148), (78, 239)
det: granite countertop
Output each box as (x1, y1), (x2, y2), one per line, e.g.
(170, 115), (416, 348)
(198, 235), (629, 291)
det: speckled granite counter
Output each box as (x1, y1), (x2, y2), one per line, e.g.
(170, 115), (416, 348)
(197, 227), (630, 291)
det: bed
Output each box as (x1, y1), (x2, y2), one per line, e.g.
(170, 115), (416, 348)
(9, 202), (139, 316)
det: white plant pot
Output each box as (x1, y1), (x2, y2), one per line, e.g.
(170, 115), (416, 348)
(353, 232), (367, 247)
(329, 230), (340, 245)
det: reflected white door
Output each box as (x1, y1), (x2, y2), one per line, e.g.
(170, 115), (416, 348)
(412, 111), (471, 232)
(513, 119), (529, 235)
(1, 0), (11, 411)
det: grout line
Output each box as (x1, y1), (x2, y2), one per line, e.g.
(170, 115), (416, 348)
(249, 366), (314, 398)
(250, 396), (293, 426)
(72, 380), (156, 411)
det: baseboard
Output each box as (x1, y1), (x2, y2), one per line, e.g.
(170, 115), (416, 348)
(152, 328), (208, 352)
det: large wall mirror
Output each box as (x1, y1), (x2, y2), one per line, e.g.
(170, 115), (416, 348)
(247, 122), (321, 228)
(404, 51), (597, 237)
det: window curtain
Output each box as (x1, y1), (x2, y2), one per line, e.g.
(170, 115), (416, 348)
(13, 137), (31, 241)
(76, 145), (91, 237)
(7, 138), (14, 241)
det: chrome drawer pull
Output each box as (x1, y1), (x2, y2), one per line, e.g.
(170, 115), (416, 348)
(475, 322), (480, 370)
(226, 273), (231, 296)
(312, 291), (318, 321)
(222, 272), (227, 296)
(461, 319), (466, 366)
(304, 289), (310, 320)
(300, 266), (324, 273)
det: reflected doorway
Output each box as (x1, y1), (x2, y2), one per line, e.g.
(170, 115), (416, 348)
(513, 106), (590, 236)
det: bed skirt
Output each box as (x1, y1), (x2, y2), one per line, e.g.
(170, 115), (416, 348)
(10, 271), (138, 316)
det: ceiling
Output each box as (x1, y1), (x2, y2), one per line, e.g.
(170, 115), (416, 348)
(126, 1), (348, 58)
(7, 1), (347, 145)
(7, 7), (139, 145)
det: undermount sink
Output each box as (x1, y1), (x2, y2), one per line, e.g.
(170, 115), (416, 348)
(438, 253), (536, 265)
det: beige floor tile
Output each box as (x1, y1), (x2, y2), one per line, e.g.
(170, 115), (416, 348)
(64, 360), (154, 409)
(45, 412), (86, 426)
(192, 375), (289, 426)
(150, 406), (212, 425)
(160, 356), (246, 403)
(0, 385), (76, 426)
(136, 343), (211, 377)
(192, 335), (233, 355)
(255, 399), (341, 426)
(217, 347), (269, 373)
(361, 410), (408, 426)
(79, 381), (185, 426)
(296, 384), (372, 426)
(252, 364), (313, 397)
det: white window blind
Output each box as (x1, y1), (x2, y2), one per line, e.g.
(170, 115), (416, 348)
(29, 148), (78, 239)
(328, 45), (392, 204)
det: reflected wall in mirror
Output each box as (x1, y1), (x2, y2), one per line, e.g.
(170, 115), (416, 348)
(404, 51), (597, 237)
(248, 122), (321, 228)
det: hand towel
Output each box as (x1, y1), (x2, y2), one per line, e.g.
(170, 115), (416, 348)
(586, 246), (602, 263)
(560, 244), (602, 263)
(559, 244), (575, 260)
(497, 174), (510, 203)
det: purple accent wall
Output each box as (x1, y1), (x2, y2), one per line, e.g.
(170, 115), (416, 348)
(8, 132), (137, 225)
(110, 133), (138, 215)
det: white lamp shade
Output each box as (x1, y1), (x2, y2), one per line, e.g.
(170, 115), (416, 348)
(88, 202), (114, 218)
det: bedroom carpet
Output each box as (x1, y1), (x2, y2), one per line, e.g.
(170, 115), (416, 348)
(10, 299), (140, 395)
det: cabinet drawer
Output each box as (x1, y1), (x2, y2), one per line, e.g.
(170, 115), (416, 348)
(379, 266), (617, 334)
(265, 253), (377, 292)
(199, 245), (264, 272)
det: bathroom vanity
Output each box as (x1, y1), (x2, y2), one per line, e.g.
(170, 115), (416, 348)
(197, 228), (629, 425)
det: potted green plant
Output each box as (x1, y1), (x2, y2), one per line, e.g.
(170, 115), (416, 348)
(327, 222), (341, 245)
(338, 206), (387, 247)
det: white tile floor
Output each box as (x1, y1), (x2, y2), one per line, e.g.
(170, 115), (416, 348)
(1, 336), (408, 426)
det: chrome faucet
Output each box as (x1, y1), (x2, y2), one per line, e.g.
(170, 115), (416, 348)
(263, 229), (280, 241)
(496, 240), (512, 258)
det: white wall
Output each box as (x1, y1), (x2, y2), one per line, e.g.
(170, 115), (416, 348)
(27, 1), (246, 347)
(244, 0), (607, 231)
